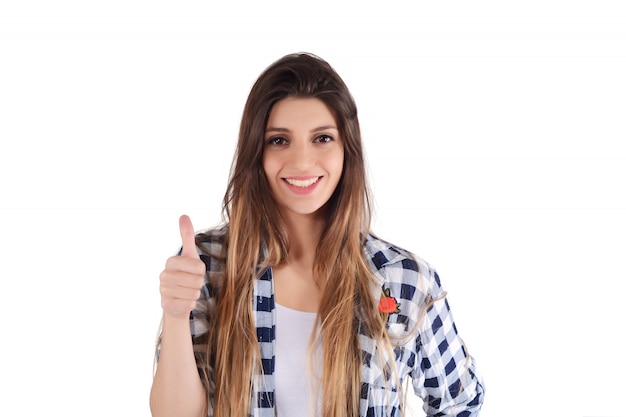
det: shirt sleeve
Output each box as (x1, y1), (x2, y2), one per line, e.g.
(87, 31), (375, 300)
(410, 269), (485, 416)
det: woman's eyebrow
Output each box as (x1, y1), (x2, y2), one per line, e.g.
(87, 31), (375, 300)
(265, 125), (338, 133)
(311, 125), (338, 132)
(265, 127), (290, 133)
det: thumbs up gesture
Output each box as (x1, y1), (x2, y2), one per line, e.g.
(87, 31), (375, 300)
(159, 215), (206, 318)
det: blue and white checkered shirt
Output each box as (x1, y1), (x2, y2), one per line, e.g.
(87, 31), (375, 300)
(189, 228), (485, 416)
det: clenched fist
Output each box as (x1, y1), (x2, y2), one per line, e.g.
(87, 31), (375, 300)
(159, 215), (205, 317)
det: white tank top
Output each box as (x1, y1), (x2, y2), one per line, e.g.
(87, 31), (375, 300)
(274, 303), (321, 417)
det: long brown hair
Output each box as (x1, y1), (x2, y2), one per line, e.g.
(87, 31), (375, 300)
(203, 52), (391, 417)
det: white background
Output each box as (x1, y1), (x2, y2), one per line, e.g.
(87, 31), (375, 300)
(1, 0), (625, 416)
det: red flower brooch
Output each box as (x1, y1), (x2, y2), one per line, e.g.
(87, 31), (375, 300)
(378, 288), (400, 314)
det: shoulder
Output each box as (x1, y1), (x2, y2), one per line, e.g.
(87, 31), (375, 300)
(194, 224), (229, 285)
(196, 225), (228, 253)
(195, 224), (228, 256)
(363, 233), (445, 300)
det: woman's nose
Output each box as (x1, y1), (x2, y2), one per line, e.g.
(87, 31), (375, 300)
(289, 142), (315, 170)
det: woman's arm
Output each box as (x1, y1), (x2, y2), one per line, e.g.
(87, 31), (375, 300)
(411, 271), (485, 416)
(150, 314), (207, 417)
(150, 215), (208, 417)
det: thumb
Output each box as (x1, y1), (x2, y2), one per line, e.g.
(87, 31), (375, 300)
(179, 214), (199, 259)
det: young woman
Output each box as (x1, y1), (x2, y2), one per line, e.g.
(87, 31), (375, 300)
(150, 53), (485, 417)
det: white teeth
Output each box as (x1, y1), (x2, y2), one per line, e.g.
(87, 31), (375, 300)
(284, 177), (320, 188)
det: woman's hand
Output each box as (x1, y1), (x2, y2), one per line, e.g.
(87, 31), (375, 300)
(159, 215), (205, 317)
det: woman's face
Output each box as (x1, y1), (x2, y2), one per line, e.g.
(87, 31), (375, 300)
(263, 97), (344, 221)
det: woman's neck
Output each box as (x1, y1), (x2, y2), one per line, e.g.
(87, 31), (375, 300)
(281, 211), (326, 265)
(272, 211), (326, 311)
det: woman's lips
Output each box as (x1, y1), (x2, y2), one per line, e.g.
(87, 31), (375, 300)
(282, 176), (322, 194)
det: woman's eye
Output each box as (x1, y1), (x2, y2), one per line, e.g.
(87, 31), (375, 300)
(267, 137), (287, 146)
(315, 134), (334, 143)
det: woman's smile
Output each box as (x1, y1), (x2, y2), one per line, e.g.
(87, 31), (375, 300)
(282, 176), (323, 194)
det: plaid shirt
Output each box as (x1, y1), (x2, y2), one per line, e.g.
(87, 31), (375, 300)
(189, 228), (485, 416)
